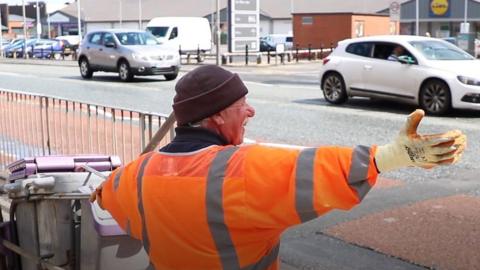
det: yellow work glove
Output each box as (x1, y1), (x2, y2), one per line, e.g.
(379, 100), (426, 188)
(89, 183), (105, 209)
(375, 109), (466, 173)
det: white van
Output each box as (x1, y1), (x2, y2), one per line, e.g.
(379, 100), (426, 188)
(146, 17), (212, 55)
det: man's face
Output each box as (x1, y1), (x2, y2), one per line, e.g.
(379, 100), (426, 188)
(217, 97), (255, 145)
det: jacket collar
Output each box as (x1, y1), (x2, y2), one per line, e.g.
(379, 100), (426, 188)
(159, 126), (229, 153)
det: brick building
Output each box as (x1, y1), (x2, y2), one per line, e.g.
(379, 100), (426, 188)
(291, 0), (404, 49)
(293, 13), (395, 49)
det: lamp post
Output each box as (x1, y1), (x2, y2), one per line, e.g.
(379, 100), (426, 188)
(415, 0), (419, 35)
(0, 7), (3, 57)
(119, 0), (123, 28)
(35, 0), (41, 39)
(138, 0), (142, 29)
(22, 0), (28, 58)
(77, 0), (82, 41)
(216, 0), (220, 65)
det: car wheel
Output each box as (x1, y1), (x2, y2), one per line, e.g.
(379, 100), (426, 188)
(79, 58), (93, 79)
(164, 73), (178, 81)
(118, 61), (134, 82)
(322, 72), (348, 104)
(419, 79), (451, 115)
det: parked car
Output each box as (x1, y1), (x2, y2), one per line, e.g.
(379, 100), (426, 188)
(4, 39), (37, 58)
(78, 29), (180, 82)
(261, 34), (293, 50)
(260, 40), (276, 52)
(33, 39), (72, 59)
(319, 35), (480, 115)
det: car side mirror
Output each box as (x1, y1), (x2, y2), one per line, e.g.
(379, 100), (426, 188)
(105, 42), (116, 48)
(398, 55), (415, 65)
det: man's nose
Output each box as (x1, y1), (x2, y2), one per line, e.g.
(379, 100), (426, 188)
(246, 104), (255, 117)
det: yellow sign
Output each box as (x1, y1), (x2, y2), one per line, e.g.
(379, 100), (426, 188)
(430, 0), (449, 16)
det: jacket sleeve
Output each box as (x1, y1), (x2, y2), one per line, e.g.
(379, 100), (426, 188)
(243, 144), (378, 229)
(101, 154), (151, 240)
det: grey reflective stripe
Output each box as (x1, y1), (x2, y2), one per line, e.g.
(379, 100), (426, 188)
(125, 220), (132, 236)
(113, 167), (124, 191)
(348, 145), (372, 200)
(206, 147), (241, 270)
(241, 243), (280, 270)
(137, 152), (154, 254)
(295, 148), (318, 223)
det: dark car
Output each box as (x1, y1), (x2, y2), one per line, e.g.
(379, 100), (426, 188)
(260, 40), (275, 52)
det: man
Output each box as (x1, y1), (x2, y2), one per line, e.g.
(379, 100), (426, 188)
(388, 45), (405, 61)
(90, 65), (466, 270)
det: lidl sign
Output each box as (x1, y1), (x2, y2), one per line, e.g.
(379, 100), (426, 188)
(429, 0), (450, 17)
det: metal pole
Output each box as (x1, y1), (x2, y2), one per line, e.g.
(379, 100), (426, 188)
(216, 0), (220, 65)
(0, 7), (3, 58)
(138, 0), (142, 29)
(36, 0), (41, 39)
(415, 0), (419, 35)
(22, 0), (28, 59)
(464, 0), (468, 23)
(119, 0), (123, 27)
(77, 0), (82, 41)
(47, 12), (51, 38)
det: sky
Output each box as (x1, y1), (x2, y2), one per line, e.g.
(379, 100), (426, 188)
(1, 0), (70, 12)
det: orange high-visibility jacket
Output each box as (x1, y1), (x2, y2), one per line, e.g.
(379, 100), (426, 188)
(101, 144), (378, 270)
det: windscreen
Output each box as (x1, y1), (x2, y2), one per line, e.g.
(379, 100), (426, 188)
(115, 32), (159, 46)
(409, 40), (474, 60)
(146, 27), (169, 38)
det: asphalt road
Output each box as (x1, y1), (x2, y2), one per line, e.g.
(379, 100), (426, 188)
(1, 62), (479, 184)
(1, 61), (480, 269)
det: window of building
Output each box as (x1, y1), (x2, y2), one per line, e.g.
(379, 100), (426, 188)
(345, 42), (373, 57)
(354, 21), (365, 37)
(302, 16), (313, 25)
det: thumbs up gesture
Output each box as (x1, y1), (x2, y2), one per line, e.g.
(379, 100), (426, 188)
(375, 109), (467, 173)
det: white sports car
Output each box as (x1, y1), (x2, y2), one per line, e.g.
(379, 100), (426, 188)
(319, 35), (480, 115)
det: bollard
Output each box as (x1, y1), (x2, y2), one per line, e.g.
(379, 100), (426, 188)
(296, 44), (299, 63)
(187, 54), (191, 64)
(245, 44), (249, 66)
(197, 45), (201, 63)
(267, 49), (271, 64)
(222, 55), (227, 65)
(320, 45), (324, 59)
(280, 53), (285, 64)
(256, 54), (261, 64)
(308, 44), (312, 61)
(287, 52), (291, 62)
(330, 42), (334, 51)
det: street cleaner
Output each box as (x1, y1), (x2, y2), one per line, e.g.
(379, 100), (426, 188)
(90, 65), (467, 270)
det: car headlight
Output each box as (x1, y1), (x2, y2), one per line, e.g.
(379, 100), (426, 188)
(132, 53), (149, 61)
(457, 76), (480, 86)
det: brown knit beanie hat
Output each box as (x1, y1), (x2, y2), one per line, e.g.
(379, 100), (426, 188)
(173, 65), (249, 126)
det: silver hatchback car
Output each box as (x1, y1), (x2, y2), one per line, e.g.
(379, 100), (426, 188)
(78, 29), (180, 82)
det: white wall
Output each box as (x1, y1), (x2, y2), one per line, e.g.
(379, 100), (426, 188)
(272, 19), (292, 35)
(260, 20), (271, 37)
(85, 21), (148, 33)
(112, 21), (141, 29)
(85, 22), (112, 33)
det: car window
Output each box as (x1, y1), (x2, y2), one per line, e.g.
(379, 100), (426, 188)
(373, 42), (417, 63)
(89, 33), (103, 45)
(410, 40), (474, 60)
(345, 42), (373, 57)
(146, 26), (169, 38)
(103, 33), (115, 46)
(169, 27), (178, 40)
(115, 32), (159, 46)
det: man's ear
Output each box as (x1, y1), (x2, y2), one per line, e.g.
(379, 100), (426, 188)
(210, 112), (225, 125)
